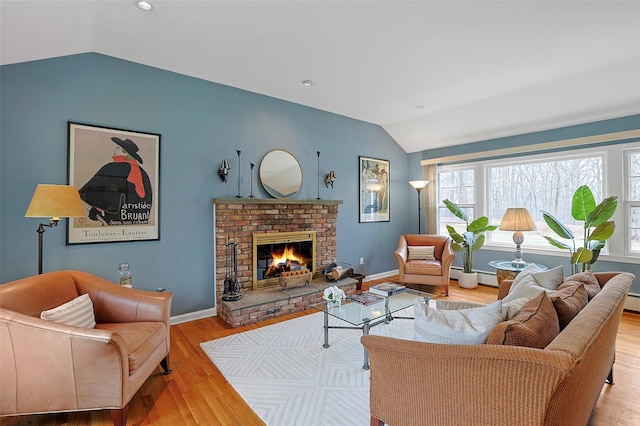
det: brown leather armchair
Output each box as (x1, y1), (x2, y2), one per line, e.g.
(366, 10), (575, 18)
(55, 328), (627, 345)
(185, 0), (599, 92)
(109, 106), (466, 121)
(0, 270), (172, 426)
(394, 234), (455, 296)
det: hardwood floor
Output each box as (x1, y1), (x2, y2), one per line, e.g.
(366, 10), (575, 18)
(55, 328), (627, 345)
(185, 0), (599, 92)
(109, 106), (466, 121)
(1, 277), (638, 425)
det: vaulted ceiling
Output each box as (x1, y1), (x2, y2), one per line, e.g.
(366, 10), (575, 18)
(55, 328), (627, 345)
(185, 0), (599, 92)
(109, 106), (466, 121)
(2, 1), (639, 153)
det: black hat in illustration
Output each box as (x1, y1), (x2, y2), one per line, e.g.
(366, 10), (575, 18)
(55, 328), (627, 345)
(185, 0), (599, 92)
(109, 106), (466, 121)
(111, 137), (143, 164)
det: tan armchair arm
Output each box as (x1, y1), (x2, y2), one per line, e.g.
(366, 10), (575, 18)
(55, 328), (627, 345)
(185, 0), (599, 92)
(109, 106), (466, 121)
(361, 335), (572, 426)
(439, 238), (455, 278)
(0, 309), (129, 414)
(394, 236), (408, 275)
(69, 270), (172, 325)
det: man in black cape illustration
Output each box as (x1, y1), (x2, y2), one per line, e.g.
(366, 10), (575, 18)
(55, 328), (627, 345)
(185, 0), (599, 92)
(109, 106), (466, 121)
(79, 137), (152, 226)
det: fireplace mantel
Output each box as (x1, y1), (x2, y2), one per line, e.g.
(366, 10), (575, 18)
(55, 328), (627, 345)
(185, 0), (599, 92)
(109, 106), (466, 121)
(212, 198), (343, 206)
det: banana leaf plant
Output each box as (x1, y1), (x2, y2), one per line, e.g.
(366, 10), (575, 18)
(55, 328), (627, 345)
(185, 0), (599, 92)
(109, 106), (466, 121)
(541, 185), (617, 274)
(443, 199), (498, 273)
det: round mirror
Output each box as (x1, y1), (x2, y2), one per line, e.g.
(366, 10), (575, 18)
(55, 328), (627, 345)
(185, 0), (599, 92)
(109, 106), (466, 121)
(259, 150), (303, 198)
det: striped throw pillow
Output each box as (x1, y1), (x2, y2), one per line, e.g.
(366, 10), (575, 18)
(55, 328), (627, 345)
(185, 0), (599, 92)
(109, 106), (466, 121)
(407, 245), (435, 260)
(40, 293), (96, 329)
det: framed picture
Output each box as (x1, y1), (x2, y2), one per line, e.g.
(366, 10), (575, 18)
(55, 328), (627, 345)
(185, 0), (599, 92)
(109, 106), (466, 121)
(67, 122), (160, 244)
(359, 156), (390, 222)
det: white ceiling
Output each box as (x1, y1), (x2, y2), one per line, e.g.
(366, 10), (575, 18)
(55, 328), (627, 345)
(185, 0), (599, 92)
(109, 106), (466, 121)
(2, 0), (639, 153)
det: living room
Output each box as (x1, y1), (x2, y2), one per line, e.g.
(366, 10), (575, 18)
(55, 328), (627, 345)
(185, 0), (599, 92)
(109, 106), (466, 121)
(1, 1), (639, 425)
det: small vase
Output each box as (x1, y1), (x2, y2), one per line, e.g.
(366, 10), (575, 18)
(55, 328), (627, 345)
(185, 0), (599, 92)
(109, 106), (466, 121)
(327, 299), (342, 307)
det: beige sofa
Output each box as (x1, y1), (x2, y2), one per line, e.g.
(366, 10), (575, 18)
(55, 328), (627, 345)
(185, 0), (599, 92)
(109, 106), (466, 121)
(361, 271), (633, 426)
(0, 270), (172, 426)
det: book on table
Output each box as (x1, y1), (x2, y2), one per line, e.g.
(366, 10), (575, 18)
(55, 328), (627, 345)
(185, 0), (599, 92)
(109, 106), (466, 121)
(368, 283), (406, 297)
(347, 291), (384, 306)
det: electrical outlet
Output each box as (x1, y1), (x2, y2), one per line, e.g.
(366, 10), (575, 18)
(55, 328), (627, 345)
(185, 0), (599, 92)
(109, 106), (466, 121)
(360, 257), (365, 265)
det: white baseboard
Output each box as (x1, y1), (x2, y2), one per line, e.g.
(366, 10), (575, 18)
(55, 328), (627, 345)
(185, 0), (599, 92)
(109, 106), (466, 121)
(170, 308), (217, 325)
(625, 294), (640, 313)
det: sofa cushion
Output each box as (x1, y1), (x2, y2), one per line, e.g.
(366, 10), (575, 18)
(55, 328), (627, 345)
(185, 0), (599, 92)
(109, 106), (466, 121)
(561, 271), (601, 300)
(414, 299), (503, 345)
(405, 259), (442, 276)
(40, 293), (96, 329)
(531, 265), (565, 290)
(408, 245), (435, 260)
(486, 292), (559, 348)
(549, 283), (588, 329)
(96, 322), (166, 373)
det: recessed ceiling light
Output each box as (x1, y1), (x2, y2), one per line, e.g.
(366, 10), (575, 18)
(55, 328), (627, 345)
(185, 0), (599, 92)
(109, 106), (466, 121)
(137, 1), (153, 11)
(302, 80), (313, 87)
(415, 105), (425, 110)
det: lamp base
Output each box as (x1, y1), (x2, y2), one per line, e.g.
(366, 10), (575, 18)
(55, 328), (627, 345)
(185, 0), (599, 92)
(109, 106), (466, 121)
(511, 259), (527, 269)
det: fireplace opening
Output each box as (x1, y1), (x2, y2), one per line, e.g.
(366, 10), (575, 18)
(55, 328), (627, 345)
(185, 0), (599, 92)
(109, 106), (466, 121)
(253, 231), (316, 290)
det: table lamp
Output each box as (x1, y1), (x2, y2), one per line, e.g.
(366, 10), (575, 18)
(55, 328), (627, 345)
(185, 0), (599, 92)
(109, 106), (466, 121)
(409, 180), (429, 233)
(499, 207), (536, 268)
(25, 184), (86, 274)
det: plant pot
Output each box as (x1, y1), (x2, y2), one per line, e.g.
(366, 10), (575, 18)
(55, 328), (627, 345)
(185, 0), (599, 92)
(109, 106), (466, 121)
(458, 271), (478, 289)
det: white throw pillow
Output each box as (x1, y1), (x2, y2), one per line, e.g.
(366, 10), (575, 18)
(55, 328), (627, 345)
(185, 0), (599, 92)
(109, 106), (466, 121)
(40, 293), (96, 329)
(532, 265), (564, 290)
(502, 265), (562, 304)
(414, 299), (503, 345)
(407, 245), (435, 260)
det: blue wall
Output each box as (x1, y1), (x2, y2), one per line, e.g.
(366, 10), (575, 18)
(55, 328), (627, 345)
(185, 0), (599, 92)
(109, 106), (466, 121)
(0, 53), (411, 315)
(411, 115), (640, 294)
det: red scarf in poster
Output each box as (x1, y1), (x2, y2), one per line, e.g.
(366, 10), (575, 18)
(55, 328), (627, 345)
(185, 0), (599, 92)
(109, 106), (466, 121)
(113, 155), (145, 198)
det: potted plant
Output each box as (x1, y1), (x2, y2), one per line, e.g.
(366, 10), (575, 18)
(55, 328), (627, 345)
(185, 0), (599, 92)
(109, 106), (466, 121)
(541, 185), (617, 275)
(443, 199), (498, 288)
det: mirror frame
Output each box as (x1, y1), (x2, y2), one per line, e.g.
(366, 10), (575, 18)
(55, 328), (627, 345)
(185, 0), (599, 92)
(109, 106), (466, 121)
(259, 149), (303, 199)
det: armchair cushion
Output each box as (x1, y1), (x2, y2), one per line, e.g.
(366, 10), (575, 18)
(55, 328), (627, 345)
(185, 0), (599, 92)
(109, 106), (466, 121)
(407, 245), (435, 260)
(96, 322), (167, 373)
(40, 293), (96, 329)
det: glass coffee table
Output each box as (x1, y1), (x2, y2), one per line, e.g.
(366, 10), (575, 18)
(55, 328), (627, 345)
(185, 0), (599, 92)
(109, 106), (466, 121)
(312, 288), (434, 369)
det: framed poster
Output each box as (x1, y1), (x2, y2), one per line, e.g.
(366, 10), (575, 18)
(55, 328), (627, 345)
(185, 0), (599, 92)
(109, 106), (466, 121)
(67, 122), (160, 244)
(359, 156), (390, 222)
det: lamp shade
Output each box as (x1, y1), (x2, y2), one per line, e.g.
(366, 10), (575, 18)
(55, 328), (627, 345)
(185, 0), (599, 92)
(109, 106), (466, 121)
(499, 208), (536, 231)
(409, 180), (429, 190)
(25, 184), (86, 219)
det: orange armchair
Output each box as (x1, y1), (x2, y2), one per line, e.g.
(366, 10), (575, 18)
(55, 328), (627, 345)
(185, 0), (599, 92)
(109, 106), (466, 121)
(0, 270), (172, 426)
(394, 234), (455, 296)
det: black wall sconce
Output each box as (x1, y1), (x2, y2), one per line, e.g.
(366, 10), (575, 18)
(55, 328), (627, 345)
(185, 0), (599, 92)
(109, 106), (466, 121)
(218, 160), (231, 182)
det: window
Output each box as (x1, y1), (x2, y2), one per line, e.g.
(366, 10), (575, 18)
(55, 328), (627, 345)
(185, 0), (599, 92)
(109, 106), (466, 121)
(488, 153), (603, 250)
(435, 137), (640, 262)
(627, 150), (640, 254)
(437, 167), (475, 235)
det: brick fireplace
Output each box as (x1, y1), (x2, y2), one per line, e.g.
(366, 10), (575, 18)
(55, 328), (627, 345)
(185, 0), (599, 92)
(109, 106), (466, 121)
(212, 198), (354, 327)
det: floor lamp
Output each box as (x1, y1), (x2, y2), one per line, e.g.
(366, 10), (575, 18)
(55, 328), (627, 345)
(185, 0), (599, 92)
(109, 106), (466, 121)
(409, 180), (429, 234)
(25, 184), (86, 274)
(499, 207), (536, 268)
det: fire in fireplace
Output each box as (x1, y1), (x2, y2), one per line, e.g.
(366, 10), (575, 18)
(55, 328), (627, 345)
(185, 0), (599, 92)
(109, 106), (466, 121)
(253, 231), (316, 290)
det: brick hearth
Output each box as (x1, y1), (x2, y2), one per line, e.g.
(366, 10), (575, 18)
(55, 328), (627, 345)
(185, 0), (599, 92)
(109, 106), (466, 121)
(212, 198), (345, 327)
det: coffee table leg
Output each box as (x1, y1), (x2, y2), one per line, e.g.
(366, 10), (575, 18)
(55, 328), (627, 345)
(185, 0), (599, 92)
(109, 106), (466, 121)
(362, 320), (371, 370)
(323, 309), (330, 348)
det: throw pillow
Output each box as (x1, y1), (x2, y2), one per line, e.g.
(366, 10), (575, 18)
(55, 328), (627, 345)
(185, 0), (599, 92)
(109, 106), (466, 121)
(414, 299), (503, 345)
(532, 265), (564, 290)
(437, 298), (523, 321)
(486, 292), (559, 348)
(561, 272), (601, 300)
(502, 265), (563, 304)
(549, 283), (588, 329)
(435, 300), (484, 310)
(407, 245), (435, 260)
(40, 293), (96, 329)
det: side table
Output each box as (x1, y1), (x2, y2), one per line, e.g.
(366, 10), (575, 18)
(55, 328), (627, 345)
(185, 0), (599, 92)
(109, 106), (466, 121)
(488, 260), (548, 286)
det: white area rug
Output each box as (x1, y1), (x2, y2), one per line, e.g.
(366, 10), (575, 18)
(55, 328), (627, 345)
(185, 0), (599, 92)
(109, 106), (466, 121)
(200, 307), (414, 426)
